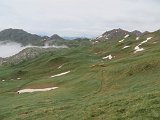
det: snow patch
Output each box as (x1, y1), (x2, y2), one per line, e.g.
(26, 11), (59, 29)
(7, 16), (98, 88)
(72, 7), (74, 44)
(122, 46), (130, 49)
(51, 71), (70, 78)
(58, 64), (64, 69)
(147, 37), (152, 40)
(136, 37), (139, 40)
(119, 39), (125, 43)
(134, 37), (152, 53)
(17, 87), (58, 94)
(118, 34), (129, 43)
(92, 41), (99, 44)
(102, 55), (113, 60)
(96, 35), (103, 39)
(104, 34), (110, 37)
(139, 37), (152, 45)
(124, 34), (129, 38)
(134, 46), (144, 53)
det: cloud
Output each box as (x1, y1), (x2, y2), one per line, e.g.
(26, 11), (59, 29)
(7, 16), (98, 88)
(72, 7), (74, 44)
(0, 0), (160, 37)
(0, 41), (68, 58)
(0, 41), (25, 58)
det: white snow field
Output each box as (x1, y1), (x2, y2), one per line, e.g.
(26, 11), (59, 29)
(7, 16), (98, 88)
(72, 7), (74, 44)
(50, 71), (70, 78)
(17, 87), (58, 94)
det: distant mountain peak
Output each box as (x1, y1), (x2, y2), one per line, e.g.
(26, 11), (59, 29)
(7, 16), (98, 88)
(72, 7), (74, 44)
(102, 28), (129, 35)
(95, 28), (144, 41)
(0, 28), (42, 46)
(50, 34), (64, 40)
(0, 29), (67, 46)
(95, 28), (130, 40)
(1, 28), (28, 34)
(132, 30), (142, 36)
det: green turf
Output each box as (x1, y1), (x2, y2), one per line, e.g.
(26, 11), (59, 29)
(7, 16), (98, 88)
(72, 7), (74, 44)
(0, 34), (160, 120)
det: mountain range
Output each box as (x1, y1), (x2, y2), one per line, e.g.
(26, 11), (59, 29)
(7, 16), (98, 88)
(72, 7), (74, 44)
(0, 28), (158, 66)
(0, 28), (66, 46)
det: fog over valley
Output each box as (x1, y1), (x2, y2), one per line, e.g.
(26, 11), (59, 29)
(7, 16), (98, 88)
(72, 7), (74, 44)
(0, 41), (67, 58)
(0, 41), (26, 58)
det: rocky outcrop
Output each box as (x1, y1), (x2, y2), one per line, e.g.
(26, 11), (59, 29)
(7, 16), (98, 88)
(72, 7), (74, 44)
(0, 57), (4, 65)
(95, 28), (144, 41)
(132, 30), (142, 36)
(0, 47), (64, 66)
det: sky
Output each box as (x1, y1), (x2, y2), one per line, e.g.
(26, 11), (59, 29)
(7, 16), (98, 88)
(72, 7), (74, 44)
(0, 0), (160, 37)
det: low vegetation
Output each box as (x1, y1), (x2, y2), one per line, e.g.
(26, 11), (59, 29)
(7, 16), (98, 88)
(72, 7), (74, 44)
(0, 30), (160, 120)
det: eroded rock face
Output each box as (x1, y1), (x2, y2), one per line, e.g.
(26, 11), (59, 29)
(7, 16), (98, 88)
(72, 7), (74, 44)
(0, 47), (61, 66)
(6, 47), (43, 64)
(132, 30), (142, 36)
(0, 57), (4, 65)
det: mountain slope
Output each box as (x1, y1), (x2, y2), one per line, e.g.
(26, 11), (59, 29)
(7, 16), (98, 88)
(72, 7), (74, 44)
(0, 29), (159, 120)
(0, 29), (67, 46)
(0, 28), (91, 49)
(0, 28), (43, 46)
(50, 34), (64, 40)
(95, 28), (143, 41)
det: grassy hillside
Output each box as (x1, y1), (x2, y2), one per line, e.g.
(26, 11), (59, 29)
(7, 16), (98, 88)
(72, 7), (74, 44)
(0, 32), (160, 120)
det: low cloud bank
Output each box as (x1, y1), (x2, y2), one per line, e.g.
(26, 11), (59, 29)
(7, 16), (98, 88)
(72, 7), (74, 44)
(0, 41), (67, 58)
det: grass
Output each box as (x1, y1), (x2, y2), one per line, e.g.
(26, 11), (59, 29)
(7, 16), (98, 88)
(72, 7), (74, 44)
(0, 34), (160, 120)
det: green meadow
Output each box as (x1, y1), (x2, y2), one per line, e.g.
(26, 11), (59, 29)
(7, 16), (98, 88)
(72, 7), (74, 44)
(0, 33), (160, 120)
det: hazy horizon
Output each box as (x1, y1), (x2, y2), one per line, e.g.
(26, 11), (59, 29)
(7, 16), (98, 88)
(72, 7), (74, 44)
(0, 0), (160, 37)
(0, 27), (158, 38)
